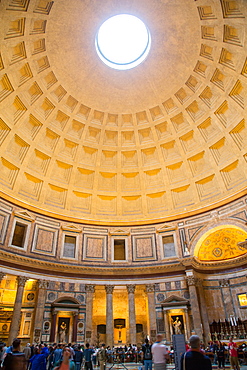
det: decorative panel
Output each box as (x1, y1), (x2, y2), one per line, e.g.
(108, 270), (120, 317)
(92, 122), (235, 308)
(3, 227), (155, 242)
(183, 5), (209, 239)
(0, 209), (10, 244)
(32, 224), (58, 255)
(132, 234), (157, 261)
(83, 234), (107, 261)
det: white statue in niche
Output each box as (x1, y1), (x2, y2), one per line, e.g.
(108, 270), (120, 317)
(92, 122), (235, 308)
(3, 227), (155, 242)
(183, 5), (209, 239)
(59, 321), (67, 342)
(172, 316), (182, 335)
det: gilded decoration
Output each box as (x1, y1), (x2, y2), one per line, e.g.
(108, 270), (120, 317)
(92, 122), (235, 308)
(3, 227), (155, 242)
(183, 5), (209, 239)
(195, 226), (247, 261)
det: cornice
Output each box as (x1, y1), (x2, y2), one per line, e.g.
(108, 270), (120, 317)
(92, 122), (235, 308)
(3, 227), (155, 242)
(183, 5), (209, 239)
(1, 250), (247, 279)
(0, 250), (184, 279)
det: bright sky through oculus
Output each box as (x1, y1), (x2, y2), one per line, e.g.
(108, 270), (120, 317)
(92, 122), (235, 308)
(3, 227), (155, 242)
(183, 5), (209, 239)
(95, 14), (151, 70)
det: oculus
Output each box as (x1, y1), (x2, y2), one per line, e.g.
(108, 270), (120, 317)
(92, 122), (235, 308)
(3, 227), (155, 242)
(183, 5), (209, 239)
(95, 14), (151, 70)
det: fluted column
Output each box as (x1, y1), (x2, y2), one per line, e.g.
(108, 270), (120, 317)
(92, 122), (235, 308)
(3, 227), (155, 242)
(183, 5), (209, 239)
(50, 310), (57, 343)
(127, 284), (136, 345)
(145, 284), (156, 342)
(33, 279), (49, 343)
(197, 278), (210, 344)
(105, 285), (114, 347)
(85, 284), (95, 342)
(219, 279), (234, 319)
(186, 274), (203, 340)
(163, 309), (171, 342)
(8, 276), (28, 345)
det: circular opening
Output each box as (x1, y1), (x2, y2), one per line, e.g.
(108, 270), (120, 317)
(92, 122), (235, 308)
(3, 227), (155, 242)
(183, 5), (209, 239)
(95, 14), (151, 70)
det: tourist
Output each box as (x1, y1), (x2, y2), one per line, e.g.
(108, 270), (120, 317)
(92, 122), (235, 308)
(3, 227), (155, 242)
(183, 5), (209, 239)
(29, 343), (49, 370)
(84, 343), (94, 370)
(97, 343), (107, 370)
(151, 334), (169, 370)
(228, 337), (240, 370)
(53, 347), (75, 370)
(23, 343), (31, 369)
(216, 342), (226, 370)
(73, 346), (83, 370)
(52, 344), (63, 367)
(2, 338), (26, 370)
(180, 335), (212, 370)
(142, 338), (152, 370)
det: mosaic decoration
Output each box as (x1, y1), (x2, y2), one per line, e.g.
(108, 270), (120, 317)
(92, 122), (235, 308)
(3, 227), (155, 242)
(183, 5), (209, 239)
(196, 226), (247, 261)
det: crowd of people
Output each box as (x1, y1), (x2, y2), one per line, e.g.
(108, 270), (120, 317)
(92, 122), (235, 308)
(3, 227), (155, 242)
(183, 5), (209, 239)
(0, 334), (246, 370)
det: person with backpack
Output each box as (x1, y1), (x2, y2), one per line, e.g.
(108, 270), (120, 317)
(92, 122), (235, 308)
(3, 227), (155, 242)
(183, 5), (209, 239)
(217, 342), (226, 370)
(180, 335), (212, 370)
(97, 343), (107, 370)
(2, 338), (27, 370)
(142, 338), (152, 370)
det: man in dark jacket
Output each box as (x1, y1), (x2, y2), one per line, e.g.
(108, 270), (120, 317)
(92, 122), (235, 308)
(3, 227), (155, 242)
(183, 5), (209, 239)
(2, 338), (26, 370)
(180, 335), (212, 370)
(73, 346), (83, 370)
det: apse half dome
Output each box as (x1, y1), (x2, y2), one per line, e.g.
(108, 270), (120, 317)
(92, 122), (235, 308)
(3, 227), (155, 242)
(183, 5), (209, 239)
(95, 14), (151, 70)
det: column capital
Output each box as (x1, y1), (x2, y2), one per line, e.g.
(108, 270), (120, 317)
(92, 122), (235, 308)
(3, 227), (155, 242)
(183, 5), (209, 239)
(17, 276), (28, 287)
(52, 308), (58, 316)
(0, 272), (5, 282)
(105, 285), (114, 294)
(145, 284), (155, 293)
(127, 284), (136, 294)
(195, 278), (204, 287)
(37, 279), (49, 290)
(186, 275), (197, 286)
(85, 284), (95, 293)
(219, 279), (230, 287)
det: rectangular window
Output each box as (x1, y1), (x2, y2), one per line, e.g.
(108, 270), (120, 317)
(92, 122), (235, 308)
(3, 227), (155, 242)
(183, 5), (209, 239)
(11, 222), (27, 248)
(162, 235), (176, 257)
(63, 235), (76, 258)
(114, 239), (125, 260)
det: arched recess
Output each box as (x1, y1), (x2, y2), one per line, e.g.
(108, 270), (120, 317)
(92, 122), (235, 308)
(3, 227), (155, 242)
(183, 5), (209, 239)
(194, 225), (247, 262)
(50, 297), (81, 343)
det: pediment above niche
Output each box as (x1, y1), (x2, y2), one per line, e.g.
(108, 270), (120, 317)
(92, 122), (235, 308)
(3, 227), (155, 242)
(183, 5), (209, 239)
(161, 294), (189, 307)
(156, 223), (177, 233)
(109, 229), (130, 236)
(14, 210), (35, 221)
(61, 224), (82, 233)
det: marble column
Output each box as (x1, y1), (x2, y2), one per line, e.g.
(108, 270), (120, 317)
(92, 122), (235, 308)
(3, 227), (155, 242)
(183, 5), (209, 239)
(163, 309), (171, 342)
(145, 284), (156, 342)
(72, 312), (78, 342)
(33, 279), (49, 343)
(186, 274), (203, 340)
(50, 310), (57, 343)
(105, 285), (114, 347)
(8, 276), (28, 345)
(85, 284), (95, 342)
(127, 284), (136, 345)
(184, 308), (191, 341)
(219, 279), (234, 319)
(197, 278), (211, 344)
(0, 273), (5, 305)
